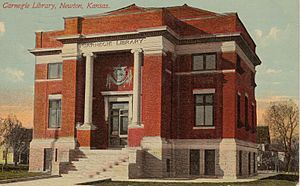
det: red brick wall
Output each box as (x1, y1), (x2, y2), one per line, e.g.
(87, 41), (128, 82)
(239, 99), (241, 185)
(75, 58), (85, 128)
(35, 64), (47, 80)
(172, 54), (223, 139)
(61, 59), (77, 137)
(142, 54), (163, 137)
(161, 53), (172, 139)
(169, 51), (256, 143)
(64, 17), (82, 35)
(81, 11), (164, 35)
(221, 52), (237, 138)
(33, 60), (78, 139)
(33, 81), (63, 138)
(235, 55), (256, 143)
(35, 31), (64, 48)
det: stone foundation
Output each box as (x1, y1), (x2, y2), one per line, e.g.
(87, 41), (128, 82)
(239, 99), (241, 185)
(29, 137), (76, 174)
(129, 137), (258, 179)
(29, 137), (257, 179)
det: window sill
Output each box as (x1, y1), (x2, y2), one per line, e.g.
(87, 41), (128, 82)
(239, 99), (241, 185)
(35, 78), (62, 82)
(47, 128), (61, 130)
(48, 78), (62, 81)
(193, 126), (215, 130)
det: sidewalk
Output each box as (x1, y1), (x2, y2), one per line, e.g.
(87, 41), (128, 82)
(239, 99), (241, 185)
(2, 176), (110, 186)
(2, 172), (279, 186)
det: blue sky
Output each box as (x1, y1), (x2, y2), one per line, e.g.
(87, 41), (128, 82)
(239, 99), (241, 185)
(0, 0), (298, 127)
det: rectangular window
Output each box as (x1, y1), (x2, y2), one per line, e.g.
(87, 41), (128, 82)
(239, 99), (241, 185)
(248, 152), (251, 175)
(195, 94), (214, 126)
(192, 53), (216, 71)
(239, 151), (243, 176)
(189, 149), (200, 175)
(245, 96), (249, 130)
(166, 159), (171, 173)
(2, 151), (6, 160)
(237, 94), (242, 128)
(55, 149), (58, 162)
(48, 63), (62, 79)
(253, 152), (256, 173)
(205, 150), (215, 175)
(48, 99), (62, 128)
(251, 105), (255, 132)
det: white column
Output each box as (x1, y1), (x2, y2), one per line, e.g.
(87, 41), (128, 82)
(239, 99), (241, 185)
(131, 49), (143, 127)
(82, 52), (96, 129)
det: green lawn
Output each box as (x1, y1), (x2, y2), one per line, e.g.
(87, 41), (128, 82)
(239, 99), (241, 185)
(0, 164), (44, 180)
(0, 170), (43, 180)
(92, 174), (298, 186)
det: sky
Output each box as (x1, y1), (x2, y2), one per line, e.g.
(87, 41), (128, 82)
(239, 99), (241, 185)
(0, 0), (298, 128)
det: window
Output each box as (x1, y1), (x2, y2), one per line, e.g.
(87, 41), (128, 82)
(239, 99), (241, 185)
(251, 105), (255, 132)
(237, 94), (242, 128)
(48, 63), (62, 79)
(248, 152), (251, 175)
(55, 149), (58, 162)
(253, 152), (256, 173)
(205, 150), (215, 175)
(48, 99), (62, 128)
(195, 94), (214, 126)
(245, 96), (249, 130)
(166, 159), (171, 173)
(189, 149), (200, 175)
(2, 151), (6, 160)
(251, 72), (256, 87)
(193, 53), (216, 70)
(239, 151), (243, 176)
(236, 55), (244, 74)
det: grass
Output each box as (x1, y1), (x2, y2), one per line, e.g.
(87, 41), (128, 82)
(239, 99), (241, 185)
(0, 164), (44, 180)
(92, 174), (298, 186)
(0, 171), (43, 180)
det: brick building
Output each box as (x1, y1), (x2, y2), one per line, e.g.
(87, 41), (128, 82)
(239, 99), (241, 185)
(29, 4), (261, 179)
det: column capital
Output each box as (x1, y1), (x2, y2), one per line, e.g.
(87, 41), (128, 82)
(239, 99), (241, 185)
(131, 48), (143, 54)
(83, 52), (95, 58)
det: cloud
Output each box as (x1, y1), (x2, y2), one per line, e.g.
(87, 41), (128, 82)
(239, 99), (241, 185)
(265, 68), (282, 74)
(254, 26), (281, 47)
(0, 22), (5, 35)
(271, 81), (281, 85)
(254, 29), (263, 39)
(2, 68), (25, 82)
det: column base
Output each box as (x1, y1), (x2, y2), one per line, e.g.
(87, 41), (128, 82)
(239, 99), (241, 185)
(76, 123), (97, 130)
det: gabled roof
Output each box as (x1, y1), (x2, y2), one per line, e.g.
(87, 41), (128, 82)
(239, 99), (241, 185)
(257, 126), (271, 144)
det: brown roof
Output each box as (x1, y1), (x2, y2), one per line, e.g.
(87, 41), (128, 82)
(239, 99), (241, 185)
(256, 126), (271, 144)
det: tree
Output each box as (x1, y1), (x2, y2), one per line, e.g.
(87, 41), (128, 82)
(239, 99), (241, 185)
(264, 100), (299, 172)
(0, 115), (32, 167)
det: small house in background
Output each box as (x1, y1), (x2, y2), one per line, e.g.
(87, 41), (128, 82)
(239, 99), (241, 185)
(0, 128), (32, 165)
(257, 125), (282, 172)
(0, 147), (13, 164)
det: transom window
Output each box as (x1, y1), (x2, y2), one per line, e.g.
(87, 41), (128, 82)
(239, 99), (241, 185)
(48, 99), (62, 128)
(48, 63), (62, 79)
(192, 53), (216, 71)
(195, 94), (214, 126)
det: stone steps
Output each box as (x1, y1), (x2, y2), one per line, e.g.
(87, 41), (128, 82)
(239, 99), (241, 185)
(61, 148), (129, 180)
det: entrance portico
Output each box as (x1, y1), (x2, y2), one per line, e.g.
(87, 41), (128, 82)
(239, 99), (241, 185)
(72, 34), (168, 149)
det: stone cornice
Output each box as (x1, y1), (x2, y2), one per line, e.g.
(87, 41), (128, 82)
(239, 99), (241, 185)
(29, 48), (62, 56)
